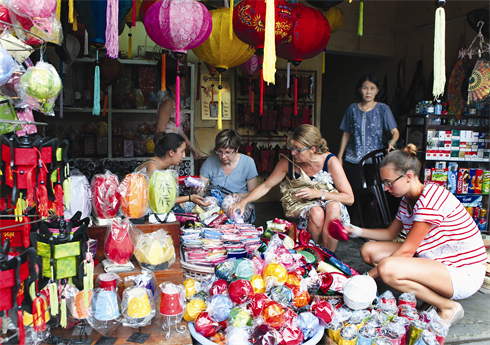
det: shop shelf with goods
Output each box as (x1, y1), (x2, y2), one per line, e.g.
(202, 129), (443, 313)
(406, 109), (490, 233)
(233, 69), (317, 176)
(45, 58), (196, 179)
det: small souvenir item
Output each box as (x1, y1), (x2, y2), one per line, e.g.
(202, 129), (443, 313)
(282, 326), (304, 345)
(210, 279), (228, 296)
(97, 273), (121, 291)
(208, 294), (233, 322)
(134, 229), (175, 270)
(291, 287), (310, 308)
(298, 312), (320, 340)
(71, 291), (92, 319)
(233, 258), (255, 281)
(93, 290), (120, 321)
(270, 285), (294, 307)
(251, 293), (270, 317)
(357, 325), (378, 345)
(250, 324), (276, 345)
(149, 170), (178, 213)
(228, 279), (254, 305)
(414, 329), (440, 345)
(263, 262), (288, 286)
(327, 320), (344, 344)
(214, 259), (236, 282)
(342, 275), (377, 310)
(183, 278), (201, 299)
(310, 298), (334, 324)
(159, 282), (187, 339)
(261, 301), (285, 329)
(133, 270), (157, 297)
(250, 274), (266, 294)
(228, 307), (252, 327)
(408, 320), (429, 345)
(104, 218), (134, 265)
(195, 312), (219, 338)
(285, 272), (301, 289)
(399, 292), (417, 308)
(91, 171), (121, 219)
(122, 286), (156, 327)
(119, 173), (149, 219)
(327, 219), (349, 241)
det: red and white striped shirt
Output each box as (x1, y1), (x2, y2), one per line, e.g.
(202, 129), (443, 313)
(396, 183), (487, 268)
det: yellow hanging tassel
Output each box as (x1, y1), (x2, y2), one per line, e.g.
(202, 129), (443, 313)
(161, 53), (166, 92)
(72, 10), (77, 31)
(49, 280), (59, 316)
(263, 0), (276, 84)
(62, 171), (71, 207)
(358, 1), (363, 36)
(218, 73), (222, 130)
(87, 257), (94, 290)
(229, 0), (234, 41)
(68, 0), (74, 23)
(60, 296), (67, 328)
(433, 6), (445, 99)
(128, 28), (133, 59)
(56, 0), (61, 19)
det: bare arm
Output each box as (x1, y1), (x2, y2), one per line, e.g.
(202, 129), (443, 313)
(338, 132), (350, 165)
(176, 194), (211, 208)
(199, 173), (210, 186)
(388, 128), (400, 152)
(346, 218), (404, 241)
(234, 176), (258, 199)
(156, 100), (173, 132)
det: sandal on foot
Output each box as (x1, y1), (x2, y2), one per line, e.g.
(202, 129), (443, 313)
(448, 302), (464, 326)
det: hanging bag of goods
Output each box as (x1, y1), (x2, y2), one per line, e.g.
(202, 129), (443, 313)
(148, 169), (178, 214)
(119, 172), (149, 219)
(91, 170), (121, 219)
(104, 218), (135, 266)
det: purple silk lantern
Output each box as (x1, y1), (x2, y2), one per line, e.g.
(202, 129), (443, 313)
(144, 0), (212, 127)
(239, 55), (260, 107)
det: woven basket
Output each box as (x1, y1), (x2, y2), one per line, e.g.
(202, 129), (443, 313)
(180, 246), (215, 282)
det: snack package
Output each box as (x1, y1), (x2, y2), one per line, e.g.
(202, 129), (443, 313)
(91, 170), (121, 219)
(119, 172), (149, 219)
(104, 218), (135, 265)
(149, 169), (179, 214)
(133, 228), (175, 271)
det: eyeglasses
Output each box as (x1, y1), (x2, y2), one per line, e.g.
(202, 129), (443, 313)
(288, 146), (312, 153)
(382, 175), (405, 188)
(217, 150), (236, 156)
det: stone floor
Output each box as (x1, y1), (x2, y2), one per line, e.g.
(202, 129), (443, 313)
(253, 201), (490, 344)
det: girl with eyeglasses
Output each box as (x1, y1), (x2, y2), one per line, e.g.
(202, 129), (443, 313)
(228, 125), (354, 252)
(343, 144), (486, 326)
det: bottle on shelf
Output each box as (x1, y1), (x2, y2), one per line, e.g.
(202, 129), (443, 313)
(421, 101), (428, 115)
(415, 102), (421, 115)
(427, 101), (435, 115)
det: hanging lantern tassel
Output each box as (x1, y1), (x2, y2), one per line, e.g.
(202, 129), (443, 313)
(56, 0), (61, 20)
(128, 30), (133, 59)
(248, 76), (252, 106)
(105, 0), (120, 59)
(63, 168), (72, 207)
(263, 0), (276, 84)
(218, 73), (223, 130)
(175, 64), (181, 127)
(49, 278), (59, 316)
(322, 51), (325, 74)
(260, 68), (264, 116)
(32, 293), (46, 332)
(22, 215), (29, 248)
(196, 61), (201, 100)
(229, 0), (234, 41)
(433, 4), (446, 99)
(69, 0), (74, 23)
(161, 53), (166, 92)
(294, 68), (298, 116)
(17, 306), (25, 345)
(73, 10), (77, 31)
(132, 0), (136, 27)
(60, 295), (67, 328)
(86, 252), (94, 290)
(358, 1), (363, 36)
(287, 62), (290, 89)
(93, 50), (100, 115)
(84, 29), (89, 55)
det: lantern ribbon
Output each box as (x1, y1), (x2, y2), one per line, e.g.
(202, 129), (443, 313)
(105, 0), (120, 58)
(175, 63), (180, 127)
(433, 5), (446, 99)
(229, 0), (234, 41)
(294, 67), (298, 116)
(218, 73), (223, 130)
(260, 68), (264, 116)
(263, 0), (276, 84)
(161, 53), (166, 92)
(93, 50), (100, 115)
(358, 1), (363, 36)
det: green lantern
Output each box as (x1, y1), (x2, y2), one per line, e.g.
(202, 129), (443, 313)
(149, 170), (178, 214)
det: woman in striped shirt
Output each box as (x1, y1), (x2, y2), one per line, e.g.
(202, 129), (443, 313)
(345, 144), (487, 325)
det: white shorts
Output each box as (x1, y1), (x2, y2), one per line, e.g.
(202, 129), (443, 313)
(446, 264), (486, 300)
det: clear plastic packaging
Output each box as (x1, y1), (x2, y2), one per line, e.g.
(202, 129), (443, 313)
(0, 44), (15, 86)
(119, 172), (149, 219)
(228, 306), (253, 328)
(121, 286), (156, 328)
(91, 171), (121, 219)
(132, 228), (175, 271)
(221, 194), (241, 215)
(149, 169), (179, 214)
(270, 285), (294, 307)
(104, 218), (135, 265)
(202, 196), (220, 211)
(194, 311), (219, 338)
(159, 282), (186, 318)
(225, 326), (252, 345)
(64, 169), (92, 220)
(19, 61), (62, 115)
(87, 288), (123, 337)
(228, 279), (254, 305)
(298, 312), (320, 340)
(124, 269), (158, 297)
(183, 277), (202, 300)
(399, 291), (417, 309)
(207, 294), (233, 322)
(96, 272), (123, 292)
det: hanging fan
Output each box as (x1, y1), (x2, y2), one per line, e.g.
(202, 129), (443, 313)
(467, 8), (489, 39)
(448, 58), (471, 119)
(468, 58), (490, 103)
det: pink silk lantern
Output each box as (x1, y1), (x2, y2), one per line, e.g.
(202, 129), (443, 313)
(9, 0), (57, 36)
(144, 0), (212, 127)
(239, 55), (260, 106)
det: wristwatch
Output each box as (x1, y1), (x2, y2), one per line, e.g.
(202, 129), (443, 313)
(321, 190), (327, 200)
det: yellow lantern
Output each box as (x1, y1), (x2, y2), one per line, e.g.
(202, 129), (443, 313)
(192, 7), (255, 130)
(325, 7), (345, 33)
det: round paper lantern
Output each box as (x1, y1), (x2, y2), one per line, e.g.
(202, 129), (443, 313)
(139, 0), (158, 22)
(0, 46), (15, 87)
(119, 173), (148, 219)
(192, 7), (255, 72)
(239, 54), (260, 77)
(228, 307), (252, 328)
(233, 0), (296, 49)
(74, 0), (133, 45)
(91, 172), (121, 219)
(208, 294), (233, 322)
(343, 275), (377, 310)
(183, 299), (206, 321)
(262, 263), (288, 285)
(149, 170), (178, 214)
(276, 3), (331, 65)
(305, 0), (345, 11)
(20, 63), (62, 101)
(228, 279), (254, 305)
(9, 0), (56, 19)
(325, 7), (345, 33)
(144, 0), (212, 54)
(233, 258), (255, 281)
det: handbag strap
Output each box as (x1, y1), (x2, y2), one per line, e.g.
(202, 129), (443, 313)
(279, 153), (311, 184)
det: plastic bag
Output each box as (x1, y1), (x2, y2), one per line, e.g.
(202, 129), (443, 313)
(104, 218), (135, 265)
(124, 269), (158, 297)
(121, 286), (156, 327)
(87, 288), (123, 337)
(19, 61), (62, 115)
(91, 170), (121, 219)
(133, 228), (175, 271)
(159, 282), (186, 321)
(119, 172), (149, 219)
(149, 169), (179, 214)
(64, 169), (92, 220)
(96, 272), (123, 292)
(0, 44), (15, 86)
(225, 326), (252, 345)
(207, 294), (233, 322)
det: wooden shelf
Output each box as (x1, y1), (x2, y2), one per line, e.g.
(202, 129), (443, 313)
(75, 57), (159, 65)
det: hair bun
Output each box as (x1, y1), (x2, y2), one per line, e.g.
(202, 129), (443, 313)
(404, 143), (418, 156)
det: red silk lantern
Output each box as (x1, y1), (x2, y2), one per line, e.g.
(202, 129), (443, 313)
(233, 0), (296, 50)
(276, 3), (331, 64)
(139, 0), (158, 23)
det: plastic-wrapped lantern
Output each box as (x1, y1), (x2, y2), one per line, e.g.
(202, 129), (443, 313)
(270, 285), (294, 307)
(160, 282), (185, 317)
(20, 62), (62, 114)
(311, 299), (334, 324)
(263, 263), (288, 286)
(149, 170), (178, 214)
(251, 293), (270, 318)
(0, 45), (15, 86)
(208, 294), (233, 322)
(71, 291), (92, 319)
(9, 0), (56, 19)
(261, 301), (285, 329)
(233, 258), (255, 281)
(210, 279), (228, 296)
(281, 326), (304, 345)
(250, 324), (276, 345)
(298, 312), (320, 340)
(93, 289), (120, 321)
(227, 327), (253, 345)
(291, 287), (310, 308)
(250, 275), (266, 294)
(119, 173), (148, 219)
(123, 287), (155, 325)
(184, 299), (206, 322)
(285, 272), (302, 290)
(104, 219), (134, 265)
(91, 171), (121, 219)
(228, 279), (254, 305)
(228, 307), (252, 328)
(194, 312), (219, 338)
(214, 259), (235, 282)
(183, 278), (201, 300)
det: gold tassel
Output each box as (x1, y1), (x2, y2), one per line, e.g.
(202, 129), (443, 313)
(218, 73), (222, 130)
(161, 53), (166, 92)
(60, 296), (67, 328)
(358, 1), (363, 36)
(56, 0), (61, 19)
(72, 11), (77, 31)
(128, 29), (133, 59)
(433, 6), (445, 99)
(62, 170), (71, 206)
(49, 281), (58, 316)
(263, 0), (276, 84)
(69, 0), (74, 23)
(229, 0), (234, 41)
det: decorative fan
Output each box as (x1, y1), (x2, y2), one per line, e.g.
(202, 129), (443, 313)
(468, 58), (490, 103)
(467, 8), (489, 38)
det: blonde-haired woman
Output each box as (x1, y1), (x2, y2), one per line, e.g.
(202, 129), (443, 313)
(344, 144), (486, 325)
(229, 124), (354, 252)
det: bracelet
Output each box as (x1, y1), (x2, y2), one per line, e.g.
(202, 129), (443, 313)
(350, 225), (362, 238)
(189, 195), (191, 202)
(388, 139), (396, 146)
